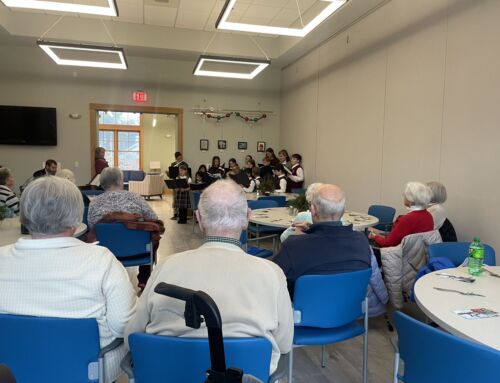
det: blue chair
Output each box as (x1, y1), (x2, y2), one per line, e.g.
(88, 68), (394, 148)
(367, 204), (396, 232)
(190, 190), (202, 232)
(290, 269), (372, 383)
(258, 195), (286, 207)
(0, 314), (122, 383)
(81, 189), (105, 197)
(95, 223), (154, 268)
(393, 311), (500, 382)
(240, 230), (273, 258)
(125, 333), (272, 383)
(428, 242), (496, 266)
(291, 188), (306, 195)
(82, 206), (89, 226)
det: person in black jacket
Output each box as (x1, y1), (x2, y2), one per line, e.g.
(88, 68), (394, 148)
(33, 159), (57, 178)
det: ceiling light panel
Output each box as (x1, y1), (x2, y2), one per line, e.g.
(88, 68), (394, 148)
(37, 41), (128, 70)
(193, 55), (270, 80)
(216, 0), (347, 37)
(0, 0), (119, 17)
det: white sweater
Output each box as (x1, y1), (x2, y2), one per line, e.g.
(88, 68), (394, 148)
(0, 237), (137, 382)
(125, 241), (294, 373)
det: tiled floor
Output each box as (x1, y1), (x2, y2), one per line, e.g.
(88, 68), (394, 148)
(119, 195), (396, 383)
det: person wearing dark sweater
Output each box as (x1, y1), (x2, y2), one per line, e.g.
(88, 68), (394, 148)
(369, 181), (434, 247)
(273, 184), (371, 297)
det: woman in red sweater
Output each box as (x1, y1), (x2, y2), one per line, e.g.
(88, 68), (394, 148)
(369, 182), (434, 247)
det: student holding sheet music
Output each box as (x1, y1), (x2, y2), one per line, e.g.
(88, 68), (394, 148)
(285, 153), (305, 192)
(274, 164), (288, 193)
(243, 167), (261, 193)
(173, 164), (191, 224)
(167, 152), (189, 179)
(207, 156), (225, 179)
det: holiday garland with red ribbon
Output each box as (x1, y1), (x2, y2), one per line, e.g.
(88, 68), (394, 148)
(234, 112), (267, 123)
(201, 111), (232, 121)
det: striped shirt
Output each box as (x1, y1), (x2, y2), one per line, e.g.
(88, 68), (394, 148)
(0, 185), (20, 215)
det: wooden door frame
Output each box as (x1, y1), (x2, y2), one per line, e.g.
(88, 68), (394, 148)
(89, 103), (183, 177)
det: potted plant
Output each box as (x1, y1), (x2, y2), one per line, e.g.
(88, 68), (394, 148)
(286, 194), (309, 213)
(257, 178), (275, 195)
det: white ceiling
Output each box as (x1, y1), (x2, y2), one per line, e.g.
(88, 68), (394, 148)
(0, 0), (388, 67)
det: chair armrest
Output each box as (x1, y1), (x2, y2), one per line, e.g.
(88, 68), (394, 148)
(99, 337), (124, 357)
(120, 351), (135, 380)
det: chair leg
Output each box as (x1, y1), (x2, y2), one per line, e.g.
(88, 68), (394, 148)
(321, 345), (326, 368)
(393, 352), (400, 383)
(363, 297), (369, 383)
(288, 346), (294, 383)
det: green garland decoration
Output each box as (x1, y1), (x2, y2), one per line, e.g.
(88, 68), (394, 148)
(202, 111), (232, 122)
(234, 112), (267, 123)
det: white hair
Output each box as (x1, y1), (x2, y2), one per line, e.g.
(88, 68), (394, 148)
(20, 176), (83, 235)
(311, 186), (346, 218)
(426, 181), (447, 204)
(56, 168), (76, 184)
(305, 183), (323, 203)
(404, 181), (432, 208)
(198, 179), (248, 236)
(100, 167), (123, 190)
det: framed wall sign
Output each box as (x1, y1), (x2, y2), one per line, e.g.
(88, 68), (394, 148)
(200, 139), (209, 151)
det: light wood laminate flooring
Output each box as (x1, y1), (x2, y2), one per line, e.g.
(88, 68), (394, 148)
(119, 196), (395, 383)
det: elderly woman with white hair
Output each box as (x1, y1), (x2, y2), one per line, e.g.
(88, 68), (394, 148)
(426, 181), (447, 230)
(0, 167), (20, 216)
(0, 176), (136, 382)
(369, 181), (434, 247)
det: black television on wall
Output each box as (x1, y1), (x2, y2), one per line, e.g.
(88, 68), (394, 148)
(0, 105), (57, 146)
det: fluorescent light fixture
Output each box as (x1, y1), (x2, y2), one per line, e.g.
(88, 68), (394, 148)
(216, 0), (347, 37)
(0, 0), (118, 17)
(193, 55), (270, 80)
(37, 41), (128, 70)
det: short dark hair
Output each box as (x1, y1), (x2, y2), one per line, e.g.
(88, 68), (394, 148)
(274, 164), (285, 173)
(292, 153), (302, 162)
(45, 159), (57, 167)
(251, 167), (260, 177)
(175, 152), (182, 158)
(179, 164), (188, 171)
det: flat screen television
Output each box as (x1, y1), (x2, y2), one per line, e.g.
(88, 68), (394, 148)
(0, 105), (57, 146)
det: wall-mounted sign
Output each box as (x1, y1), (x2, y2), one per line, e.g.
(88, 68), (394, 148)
(132, 90), (147, 103)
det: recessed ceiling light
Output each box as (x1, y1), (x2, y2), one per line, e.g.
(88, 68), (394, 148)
(193, 55), (270, 80)
(216, 0), (347, 37)
(37, 41), (127, 70)
(0, 0), (119, 17)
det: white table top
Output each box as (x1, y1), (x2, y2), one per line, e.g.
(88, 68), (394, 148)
(249, 207), (379, 230)
(246, 192), (298, 201)
(0, 217), (87, 247)
(414, 266), (500, 350)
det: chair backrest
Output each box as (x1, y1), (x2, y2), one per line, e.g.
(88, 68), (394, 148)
(394, 311), (500, 383)
(95, 223), (151, 258)
(129, 333), (272, 383)
(81, 189), (105, 197)
(82, 206), (89, 226)
(258, 195), (286, 207)
(291, 188), (306, 195)
(0, 314), (100, 382)
(367, 204), (396, 231)
(248, 199), (278, 210)
(293, 269), (371, 328)
(428, 242), (496, 266)
(190, 190), (202, 211)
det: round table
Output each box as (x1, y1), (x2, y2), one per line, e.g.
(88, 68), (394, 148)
(414, 266), (500, 350)
(245, 192), (298, 201)
(0, 217), (88, 247)
(249, 208), (379, 231)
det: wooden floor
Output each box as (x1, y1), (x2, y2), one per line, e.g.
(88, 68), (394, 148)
(119, 196), (396, 383)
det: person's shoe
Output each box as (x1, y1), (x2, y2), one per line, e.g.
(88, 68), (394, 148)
(177, 220), (187, 224)
(170, 214), (178, 220)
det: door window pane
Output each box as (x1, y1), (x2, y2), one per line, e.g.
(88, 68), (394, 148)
(118, 152), (140, 170)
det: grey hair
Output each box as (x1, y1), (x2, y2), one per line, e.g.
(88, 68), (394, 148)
(198, 179), (248, 235)
(20, 176), (83, 235)
(311, 186), (346, 218)
(426, 181), (447, 204)
(56, 168), (76, 184)
(404, 181), (432, 208)
(0, 167), (11, 185)
(95, 147), (105, 158)
(305, 183), (323, 203)
(100, 167), (123, 190)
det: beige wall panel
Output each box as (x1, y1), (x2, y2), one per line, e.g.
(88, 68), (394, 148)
(380, 8), (448, 215)
(440, 0), (500, 252)
(142, 114), (176, 175)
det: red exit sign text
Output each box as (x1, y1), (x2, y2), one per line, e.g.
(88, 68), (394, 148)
(132, 91), (148, 103)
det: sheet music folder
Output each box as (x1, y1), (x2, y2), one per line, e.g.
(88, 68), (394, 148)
(165, 179), (189, 189)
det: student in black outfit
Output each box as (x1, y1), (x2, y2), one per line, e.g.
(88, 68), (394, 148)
(208, 156), (225, 179)
(173, 165), (191, 224)
(259, 157), (274, 180)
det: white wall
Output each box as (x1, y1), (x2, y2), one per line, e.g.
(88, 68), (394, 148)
(142, 113), (176, 175)
(0, 43), (280, 188)
(281, 0), (500, 257)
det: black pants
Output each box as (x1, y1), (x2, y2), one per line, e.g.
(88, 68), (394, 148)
(178, 208), (188, 223)
(137, 265), (151, 285)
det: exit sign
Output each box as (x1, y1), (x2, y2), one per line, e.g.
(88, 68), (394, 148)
(132, 91), (147, 103)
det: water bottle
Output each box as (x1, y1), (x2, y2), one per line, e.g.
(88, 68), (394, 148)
(468, 237), (484, 275)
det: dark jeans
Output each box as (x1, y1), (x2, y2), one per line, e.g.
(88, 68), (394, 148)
(138, 265), (151, 285)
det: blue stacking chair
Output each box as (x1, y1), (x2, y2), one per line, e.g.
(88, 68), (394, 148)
(258, 195), (287, 207)
(428, 242), (496, 266)
(393, 311), (500, 382)
(0, 314), (122, 383)
(81, 189), (105, 197)
(189, 190), (202, 232)
(367, 204), (396, 232)
(289, 269), (372, 383)
(95, 223), (154, 269)
(82, 206), (89, 226)
(240, 230), (273, 258)
(124, 333), (272, 383)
